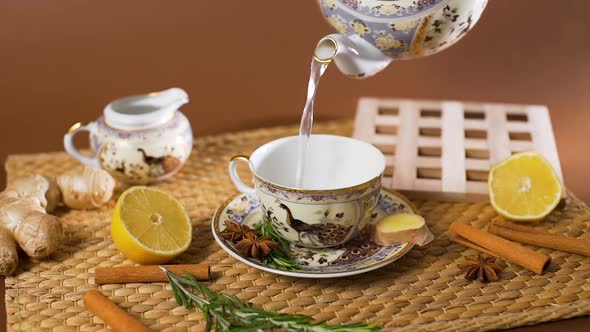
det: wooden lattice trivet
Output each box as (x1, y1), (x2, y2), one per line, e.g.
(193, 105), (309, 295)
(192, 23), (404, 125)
(5, 120), (590, 332)
(353, 98), (565, 201)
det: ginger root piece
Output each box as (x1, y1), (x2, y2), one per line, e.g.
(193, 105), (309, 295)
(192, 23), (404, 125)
(370, 213), (434, 246)
(7, 175), (61, 213)
(57, 166), (115, 210)
(44, 177), (62, 213)
(0, 228), (18, 275)
(0, 175), (63, 275)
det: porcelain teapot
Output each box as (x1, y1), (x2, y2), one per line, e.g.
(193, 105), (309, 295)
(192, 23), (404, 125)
(315, 0), (488, 77)
(63, 88), (193, 184)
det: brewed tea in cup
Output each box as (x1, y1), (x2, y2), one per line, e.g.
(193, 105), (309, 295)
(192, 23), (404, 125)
(229, 134), (385, 248)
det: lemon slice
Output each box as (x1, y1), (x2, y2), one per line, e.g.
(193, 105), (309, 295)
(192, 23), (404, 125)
(111, 186), (192, 264)
(488, 151), (562, 222)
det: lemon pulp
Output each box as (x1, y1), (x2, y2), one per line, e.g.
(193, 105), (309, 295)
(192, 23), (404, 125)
(111, 186), (192, 264)
(488, 151), (562, 221)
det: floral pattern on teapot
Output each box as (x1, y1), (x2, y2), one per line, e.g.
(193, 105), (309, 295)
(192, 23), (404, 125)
(320, 0), (487, 59)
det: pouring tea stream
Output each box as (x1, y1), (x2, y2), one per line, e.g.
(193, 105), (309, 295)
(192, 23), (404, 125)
(295, 0), (488, 187)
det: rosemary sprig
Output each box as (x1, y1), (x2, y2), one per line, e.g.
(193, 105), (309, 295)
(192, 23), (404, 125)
(161, 267), (380, 332)
(253, 216), (299, 271)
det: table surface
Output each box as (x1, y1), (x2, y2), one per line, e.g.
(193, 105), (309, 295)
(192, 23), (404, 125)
(4, 126), (590, 331)
(1, 0), (589, 330)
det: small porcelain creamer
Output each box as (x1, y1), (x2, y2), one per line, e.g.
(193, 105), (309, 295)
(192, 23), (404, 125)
(64, 88), (193, 184)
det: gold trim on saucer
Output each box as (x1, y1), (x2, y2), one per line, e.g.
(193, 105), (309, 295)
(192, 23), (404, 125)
(212, 188), (415, 277)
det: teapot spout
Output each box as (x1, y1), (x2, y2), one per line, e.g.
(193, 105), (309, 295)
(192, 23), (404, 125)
(314, 34), (392, 78)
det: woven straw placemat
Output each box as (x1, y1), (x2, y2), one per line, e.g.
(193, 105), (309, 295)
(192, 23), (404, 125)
(5, 120), (590, 332)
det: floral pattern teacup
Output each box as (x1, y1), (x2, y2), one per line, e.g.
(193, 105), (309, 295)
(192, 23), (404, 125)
(229, 135), (385, 248)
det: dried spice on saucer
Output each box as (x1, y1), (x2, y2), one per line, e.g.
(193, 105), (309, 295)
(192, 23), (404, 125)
(459, 254), (503, 282)
(221, 218), (299, 270)
(219, 220), (257, 242)
(235, 232), (278, 258)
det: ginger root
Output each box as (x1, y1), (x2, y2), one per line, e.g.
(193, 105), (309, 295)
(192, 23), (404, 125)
(57, 166), (115, 210)
(0, 175), (63, 275)
(0, 167), (115, 275)
(370, 213), (434, 246)
(0, 228), (18, 275)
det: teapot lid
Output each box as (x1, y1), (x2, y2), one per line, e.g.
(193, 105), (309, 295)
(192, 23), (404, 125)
(104, 88), (189, 131)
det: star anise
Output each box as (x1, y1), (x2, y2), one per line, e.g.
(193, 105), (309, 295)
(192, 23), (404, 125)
(458, 254), (503, 282)
(220, 220), (256, 242)
(234, 232), (278, 258)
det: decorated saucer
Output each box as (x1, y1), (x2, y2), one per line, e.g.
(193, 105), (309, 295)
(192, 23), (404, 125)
(212, 188), (416, 278)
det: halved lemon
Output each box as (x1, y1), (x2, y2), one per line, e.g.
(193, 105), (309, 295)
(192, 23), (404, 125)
(111, 186), (192, 264)
(488, 151), (562, 222)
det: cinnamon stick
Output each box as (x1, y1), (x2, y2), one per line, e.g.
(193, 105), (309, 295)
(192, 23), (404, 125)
(489, 217), (590, 256)
(84, 289), (150, 332)
(95, 264), (210, 284)
(449, 222), (550, 274)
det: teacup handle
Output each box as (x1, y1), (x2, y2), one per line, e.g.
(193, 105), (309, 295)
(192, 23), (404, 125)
(229, 155), (256, 195)
(63, 122), (100, 167)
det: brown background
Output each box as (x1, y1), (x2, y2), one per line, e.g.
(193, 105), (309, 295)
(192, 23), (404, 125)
(1, 0), (589, 331)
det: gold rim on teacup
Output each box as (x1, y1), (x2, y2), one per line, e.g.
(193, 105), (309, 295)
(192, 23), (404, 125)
(230, 154), (383, 194)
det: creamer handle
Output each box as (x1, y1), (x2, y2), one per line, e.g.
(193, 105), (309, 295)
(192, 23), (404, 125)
(63, 122), (100, 167)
